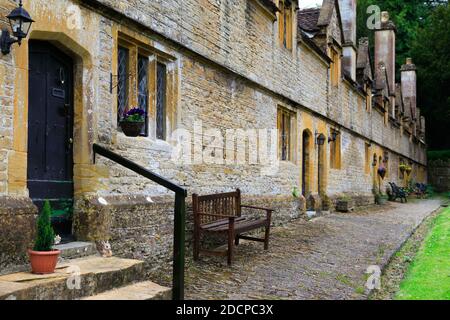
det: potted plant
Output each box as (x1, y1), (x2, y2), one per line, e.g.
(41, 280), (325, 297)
(119, 108), (146, 137)
(399, 164), (407, 173)
(28, 201), (61, 274)
(405, 165), (412, 176)
(336, 195), (354, 212)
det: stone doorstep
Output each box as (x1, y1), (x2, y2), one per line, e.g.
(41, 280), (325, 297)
(81, 281), (171, 300)
(0, 256), (151, 300)
(54, 242), (98, 260)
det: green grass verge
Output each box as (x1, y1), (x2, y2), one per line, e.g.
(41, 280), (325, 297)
(396, 207), (450, 300)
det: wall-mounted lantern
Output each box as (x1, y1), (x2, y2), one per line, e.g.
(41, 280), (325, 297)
(315, 132), (326, 146)
(372, 154), (378, 167)
(1, 0), (34, 55)
(328, 130), (340, 143)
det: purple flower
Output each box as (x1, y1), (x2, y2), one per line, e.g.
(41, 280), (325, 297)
(124, 108), (146, 117)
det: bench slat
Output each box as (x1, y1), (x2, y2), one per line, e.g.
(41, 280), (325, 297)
(206, 219), (267, 233)
(200, 217), (246, 230)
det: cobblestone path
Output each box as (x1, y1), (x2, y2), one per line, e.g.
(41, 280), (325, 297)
(184, 200), (442, 300)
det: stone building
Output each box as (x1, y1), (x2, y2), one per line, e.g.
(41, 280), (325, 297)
(0, 0), (427, 276)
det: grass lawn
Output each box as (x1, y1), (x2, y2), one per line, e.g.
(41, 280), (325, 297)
(396, 207), (450, 300)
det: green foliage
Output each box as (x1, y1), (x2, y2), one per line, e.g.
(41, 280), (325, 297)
(357, 0), (434, 79)
(396, 208), (450, 300)
(292, 187), (301, 198)
(412, 4), (450, 149)
(357, 1), (450, 149)
(123, 114), (144, 122)
(428, 150), (450, 161)
(34, 200), (56, 252)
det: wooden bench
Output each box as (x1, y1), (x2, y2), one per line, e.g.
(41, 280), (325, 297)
(413, 183), (427, 199)
(192, 189), (273, 266)
(388, 182), (408, 203)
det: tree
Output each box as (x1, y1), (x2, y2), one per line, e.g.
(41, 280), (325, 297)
(356, 1), (449, 149)
(34, 200), (56, 251)
(412, 4), (450, 149)
(357, 0), (433, 80)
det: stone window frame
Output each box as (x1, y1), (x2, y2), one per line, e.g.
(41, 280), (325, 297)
(277, 105), (297, 163)
(115, 31), (178, 142)
(277, 0), (294, 51)
(365, 143), (371, 174)
(329, 129), (341, 170)
(329, 47), (341, 87)
(365, 84), (373, 113)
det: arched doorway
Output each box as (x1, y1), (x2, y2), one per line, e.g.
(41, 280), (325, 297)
(302, 130), (312, 197)
(28, 40), (74, 239)
(372, 153), (378, 191)
(317, 133), (326, 194)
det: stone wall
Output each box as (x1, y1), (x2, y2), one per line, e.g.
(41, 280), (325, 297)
(428, 160), (450, 192)
(0, 0), (428, 273)
(0, 197), (37, 274)
(73, 193), (305, 282)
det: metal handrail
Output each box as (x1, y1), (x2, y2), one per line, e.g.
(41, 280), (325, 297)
(92, 143), (187, 300)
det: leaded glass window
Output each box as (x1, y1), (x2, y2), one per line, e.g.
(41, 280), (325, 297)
(117, 46), (129, 124)
(156, 62), (167, 140)
(138, 55), (149, 136)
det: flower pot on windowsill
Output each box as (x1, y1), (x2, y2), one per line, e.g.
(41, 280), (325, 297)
(120, 121), (144, 137)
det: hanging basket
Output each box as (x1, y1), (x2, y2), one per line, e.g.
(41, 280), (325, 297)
(120, 121), (144, 137)
(405, 167), (412, 176)
(377, 167), (387, 179)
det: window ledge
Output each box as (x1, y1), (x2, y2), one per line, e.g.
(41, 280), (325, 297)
(116, 132), (173, 153)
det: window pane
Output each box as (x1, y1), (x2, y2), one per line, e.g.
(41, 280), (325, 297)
(156, 62), (167, 140)
(138, 55), (149, 136)
(117, 46), (129, 124)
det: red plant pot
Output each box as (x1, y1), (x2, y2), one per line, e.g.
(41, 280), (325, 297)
(28, 249), (61, 274)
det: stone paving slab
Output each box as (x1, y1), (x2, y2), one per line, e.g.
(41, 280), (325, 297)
(185, 200), (442, 300)
(82, 281), (171, 300)
(0, 256), (146, 300)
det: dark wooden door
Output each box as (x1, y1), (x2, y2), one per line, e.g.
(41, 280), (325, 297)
(28, 41), (74, 232)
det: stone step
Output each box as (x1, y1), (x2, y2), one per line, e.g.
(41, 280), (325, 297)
(82, 281), (171, 300)
(0, 256), (146, 300)
(54, 242), (98, 260)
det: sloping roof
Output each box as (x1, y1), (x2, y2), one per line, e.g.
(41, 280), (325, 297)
(258, 0), (280, 14)
(357, 38), (370, 70)
(395, 84), (404, 114)
(356, 37), (373, 86)
(317, 0), (335, 27)
(298, 8), (321, 33)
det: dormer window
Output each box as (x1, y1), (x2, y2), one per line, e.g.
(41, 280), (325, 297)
(278, 0), (293, 50)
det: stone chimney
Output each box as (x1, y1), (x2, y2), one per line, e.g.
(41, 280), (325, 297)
(375, 12), (396, 117)
(401, 58), (417, 122)
(339, 0), (357, 81)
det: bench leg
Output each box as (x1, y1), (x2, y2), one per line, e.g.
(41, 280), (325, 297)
(235, 236), (240, 246)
